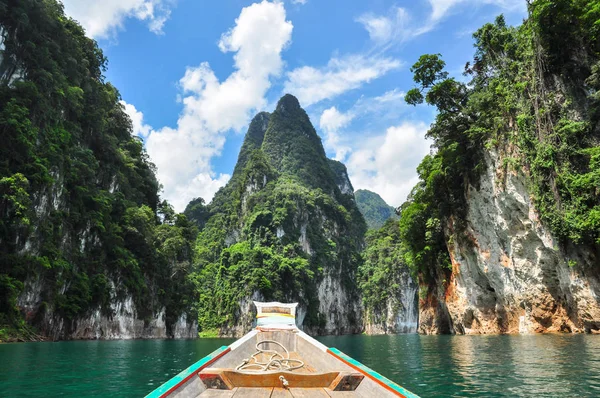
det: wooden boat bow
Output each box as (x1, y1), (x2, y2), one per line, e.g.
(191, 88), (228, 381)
(145, 302), (420, 398)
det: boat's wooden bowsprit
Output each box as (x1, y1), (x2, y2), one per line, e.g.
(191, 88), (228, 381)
(146, 302), (420, 398)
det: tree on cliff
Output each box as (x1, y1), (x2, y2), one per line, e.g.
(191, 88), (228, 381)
(399, 3), (600, 284)
(0, 0), (196, 340)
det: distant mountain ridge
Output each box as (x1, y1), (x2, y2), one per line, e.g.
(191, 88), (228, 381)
(354, 189), (398, 229)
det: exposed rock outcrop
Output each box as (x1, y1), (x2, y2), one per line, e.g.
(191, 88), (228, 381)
(420, 149), (600, 334)
(364, 269), (419, 334)
(17, 276), (197, 340)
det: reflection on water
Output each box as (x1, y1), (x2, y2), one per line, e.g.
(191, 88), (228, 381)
(318, 334), (600, 397)
(1, 335), (600, 397)
(0, 338), (234, 397)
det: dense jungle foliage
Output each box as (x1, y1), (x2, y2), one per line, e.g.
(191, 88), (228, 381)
(358, 219), (408, 319)
(354, 189), (398, 230)
(5, 0), (598, 340)
(395, 0), (600, 290)
(0, 0), (196, 340)
(191, 95), (366, 334)
(357, 0), (600, 315)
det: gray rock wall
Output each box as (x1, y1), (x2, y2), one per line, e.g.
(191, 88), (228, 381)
(420, 149), (600, 334)
(17, 277), (198, 340)
(364, 269), (419, 335)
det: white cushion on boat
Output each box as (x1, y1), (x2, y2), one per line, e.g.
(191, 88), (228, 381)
(254, 301), (298, 329)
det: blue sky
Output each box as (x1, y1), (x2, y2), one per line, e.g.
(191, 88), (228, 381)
(62, 0), (527, 211)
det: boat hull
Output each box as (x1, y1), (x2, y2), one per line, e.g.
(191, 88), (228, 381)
(145, 329), (420, 398)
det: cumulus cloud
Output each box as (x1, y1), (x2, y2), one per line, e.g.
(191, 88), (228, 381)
(319, 107), (354, 161)
(346, 121), (431, 207)
(122, 1), (293, 211)
(320, 107), (355, 133)
(317, 88), (407, 161)
(284, 55), (401, 107)
(61, 0), (173, 39)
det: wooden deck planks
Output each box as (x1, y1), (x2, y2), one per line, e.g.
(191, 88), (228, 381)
(236, 351), (313, 374)
(199, 387), (362, 397)
(198, 388), (238, 397)
(199, 368), (341, 389)
(323, 389), (360, 398)
(288, 352), (315, 374)
(288, 388), (330, 398)
(270, 388), (293, 397)
(232, 387), (273, 397)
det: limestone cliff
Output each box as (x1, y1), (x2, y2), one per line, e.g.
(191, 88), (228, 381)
(419, 149), (600, 334)
(0, 0), (197, 341)
(363, 267), (418, 335)
(193, 94), (366, 337)
(359, 218), (419, 335)
(401, 8), (600, 335)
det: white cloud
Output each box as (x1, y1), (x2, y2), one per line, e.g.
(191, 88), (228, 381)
(317, 88), (408, 163)
(357, 1), (526, 48)
(357, 7), (432, 47)
(428, 0), (525, 22)
(120, 101), (151, 138)
(356, 14), (394, 44)
(291, 0), (308, 4)
(428, 0), (462, 21)
(346, 121), (431, 207)
(319, 107), (354, 161)
(61, 0), (173, 39)
(284, 55), (401, 107)
(122, 1), (292, 211)
(358, 88), (406, 111)
(320, 107), (355, 133)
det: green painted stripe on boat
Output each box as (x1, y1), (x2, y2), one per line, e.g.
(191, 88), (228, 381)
(329, 347), (421, 398)
(145, 346), (229, 398)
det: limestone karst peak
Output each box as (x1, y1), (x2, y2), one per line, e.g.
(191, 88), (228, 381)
(275, 93), (302, 114)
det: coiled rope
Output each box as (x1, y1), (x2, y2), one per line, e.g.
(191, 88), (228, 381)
(236, 340), (304, 372)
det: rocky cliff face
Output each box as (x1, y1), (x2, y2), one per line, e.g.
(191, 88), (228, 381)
(12, 166), (198, 340)
(327, 159), (355, 196)
(358, 217), (419, 335)
(364, 269), (418, 335)
(17, 274), (197, 340)
(194, 94), (366, 337)
(1, 1), (197, 341)
(419, 149), (600, 334)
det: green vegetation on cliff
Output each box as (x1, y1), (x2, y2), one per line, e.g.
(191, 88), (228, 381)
(400, 1), (600, 284)
(358, 219), (406, 316)
(355, 190), (398, 230)
(262, 95), (339, 193)
(0, 0), (196, 340)
(191, 95), (366, 334)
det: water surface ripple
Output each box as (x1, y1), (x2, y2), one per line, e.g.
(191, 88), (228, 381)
(1, 334), (599, 397)
(317, 334), (600, 397)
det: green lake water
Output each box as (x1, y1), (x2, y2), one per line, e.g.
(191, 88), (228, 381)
(1, 334), (599, 397)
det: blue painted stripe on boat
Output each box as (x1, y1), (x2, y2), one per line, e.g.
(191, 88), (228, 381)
(145, 346), (229, 398)
(328, 347), (421, 398)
